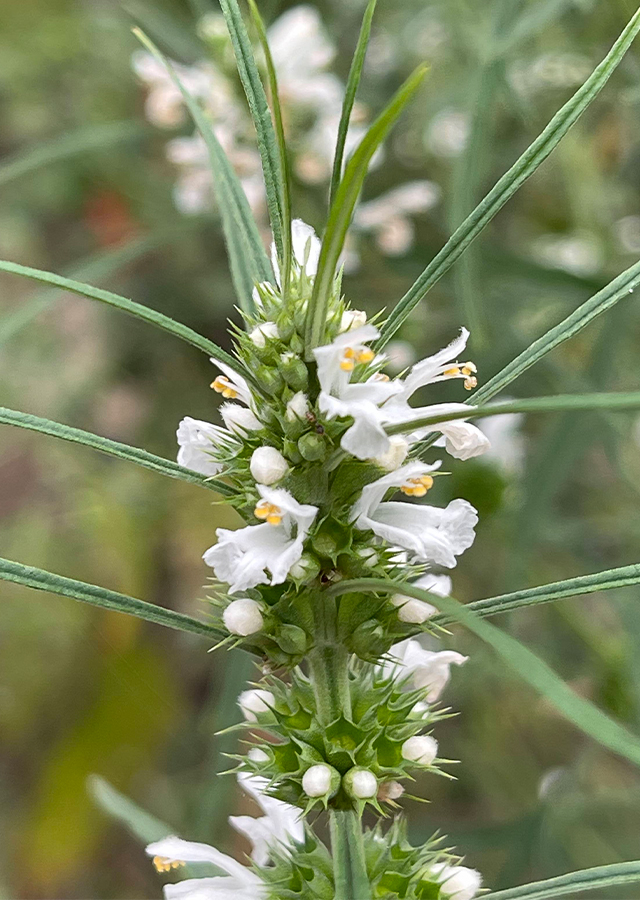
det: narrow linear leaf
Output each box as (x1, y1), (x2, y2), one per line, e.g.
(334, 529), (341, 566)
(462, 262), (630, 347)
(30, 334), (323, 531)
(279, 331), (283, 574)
(304, 65), (428, 356)
(219, 0), (284, 259)
(472, 258), (640, 405)
(483, 860), (640, 899)
(329, 0), (378, 207)
(134, 29), (271, 313)
(88, 775), (174, 844)
(0, 259), (257, 385)
(433, 564), (640, 626)
(246, 0), (292, 289)
(0, 121), (145, 187)
(378, 6), (640, 347)
(329, 577), (640, 768)
(386, 391), (640, 435)
(0, 557), (227, 643)
(0, 406), (237, 496)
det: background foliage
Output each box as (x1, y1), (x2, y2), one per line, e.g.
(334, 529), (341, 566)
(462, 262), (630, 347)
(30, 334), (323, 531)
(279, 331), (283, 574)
(2, 0), (640, 896)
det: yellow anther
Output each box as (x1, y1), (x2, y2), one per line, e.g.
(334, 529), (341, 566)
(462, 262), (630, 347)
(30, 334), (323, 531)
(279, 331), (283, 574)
(340, 358), (355, 372)
(254, 500), (283, 525)
(443, 366), (461, 377)
(343, 347), (356, 359)
(461, 361), (477, 376)
(401, 475), (434, 497)
(210, 376), (238, 399)
(464, 376), (478, 391)
(374, 373), (390, 382)
(357, 349), (375, 364)
(153, 857), (185, 873)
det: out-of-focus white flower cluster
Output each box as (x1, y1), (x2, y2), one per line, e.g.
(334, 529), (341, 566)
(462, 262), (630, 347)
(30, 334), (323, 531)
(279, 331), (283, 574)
(133, 5), (441, 264)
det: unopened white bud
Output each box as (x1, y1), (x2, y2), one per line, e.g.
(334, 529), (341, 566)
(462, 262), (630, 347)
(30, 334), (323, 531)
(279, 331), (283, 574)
(346, 768), (378, 799)
(340, 309), (367, 332)
(220, 403), (262, 435)
(356, 547), (378, 567)
(247, 747), (269, 763)
(249, 321), (279, 348)
(391, 595), (438, 624)
(374, 435), (409, 471)
(430, 864), (482, 900)
(302, 764), (333, 798)
(223, 598), (264, 636)
(285, 391), (309, 422)
(250, 446), (289, 484)
(238, 689), (275, 723)
(378, 780), (405, 802)
(402, 734), (438, 766)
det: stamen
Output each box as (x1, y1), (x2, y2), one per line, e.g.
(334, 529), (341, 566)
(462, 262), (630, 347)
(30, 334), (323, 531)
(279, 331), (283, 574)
(340, 345), (374, 372)
(153, 857), (185, 873)
(254, 500), (283, 525)
(340, 358), (355, 372)
(357, 349), (375, 364)
(461, 361), (477, 376)
(443, 366), (461, 377)
(401, 475), (434, 497)
(210, 376), (238, 399)
(464, 376), (477, 391)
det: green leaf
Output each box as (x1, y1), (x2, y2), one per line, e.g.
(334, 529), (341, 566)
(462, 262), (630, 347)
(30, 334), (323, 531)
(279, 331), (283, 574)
(0, 258), (257, 385)
(88, 775), (174, 844)
(304, 64), (428, 356)
(386, 391), (640, 435)
(0, 121), (145, 187)
(483, 861), (640, 899)
(472, 258), (640, 405)
(246, 0), (292, 290)
(434, 563), (640, 626)
(329, 0), (378, 208)
(0, 406), (237, 497)
(378, 6), (640, 348)
(219, 0), (284, 260)
(329, 578), (640, 768)
(0, 557), (228, 643)
(134, 29), (271, 313)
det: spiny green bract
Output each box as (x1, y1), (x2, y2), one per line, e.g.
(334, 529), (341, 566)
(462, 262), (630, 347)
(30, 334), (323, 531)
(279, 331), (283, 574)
(239, 664), (451, 813)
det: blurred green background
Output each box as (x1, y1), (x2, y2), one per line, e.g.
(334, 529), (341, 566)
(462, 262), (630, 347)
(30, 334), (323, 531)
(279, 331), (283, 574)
(3, 0), (640, 896)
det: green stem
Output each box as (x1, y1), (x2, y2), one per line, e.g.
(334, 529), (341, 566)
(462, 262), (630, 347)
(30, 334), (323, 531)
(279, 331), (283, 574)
(307, 596), (371, 900)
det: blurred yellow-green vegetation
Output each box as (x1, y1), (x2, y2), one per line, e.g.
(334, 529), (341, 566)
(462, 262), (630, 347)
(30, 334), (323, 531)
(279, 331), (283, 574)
(3, 0), (640, 897)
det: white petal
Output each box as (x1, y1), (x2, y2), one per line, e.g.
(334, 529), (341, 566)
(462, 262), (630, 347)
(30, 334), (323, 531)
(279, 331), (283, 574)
(209, 358), (252, 406)
(401, 328), (470, 397)
(164, 878), (262, 900)
(440, 421), (491, 460)
(146, 837), (255, 883)
(291, 219), (321, 275)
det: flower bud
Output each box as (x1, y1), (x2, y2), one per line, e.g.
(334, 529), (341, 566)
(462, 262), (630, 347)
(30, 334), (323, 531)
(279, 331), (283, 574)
(249, 321), (279, 348)
(283, 438), (303, 464)
(223, 598), (264, 636)
(391, 594), (438, 624)
(289, 332), (305, 355)
(350, 619), (387, 660)
(302, 764), (339, 799)
(279, 353), (309, 391)
(255, 365), (284, 395)
(343, 767), (378, 800)
(289, 552), (321, 582)
(238, 689), (275, 722)
(220, 403), (262, 435)
(285, 391), (309, 422)
(402, 734), (438, 766)
(274, 623), (308, 655)
(250, 446), (289, 485)
(340, 309), (367, 331)
(429, 864), (482, 900)
(247, 747), (269, 762)
(298, 432), (326, 461)
(374, 436), (409, 472)
(356, 547), (378, 568)
(378, 781), (405, 802)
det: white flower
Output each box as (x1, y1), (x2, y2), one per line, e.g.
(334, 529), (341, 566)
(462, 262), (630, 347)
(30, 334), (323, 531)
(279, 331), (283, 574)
(238, 689), (275, 722)
(351, 462), (478, 568)
(430, 863), (482, 900)
(224, 599), (264, 636)
(314, 324), (380, 396)
(204, 486), (318, 592)
(340, 309), (368, 332)
(302, 764), (333, 798)
(250, 447), (289, 485)
(479, 409), (525, 474)
(374, 435), (409, 472)
(249, 321), (279, 348)
(176, 417), (229, 476)
(347, 769), (378, 799)
(285, 391), (310, 422)
(220, 403), (262, 435)
(210, 358), (253, 406)
(229, 772), (303, 866)
(401, 734), (438, 765)
(146, 834), (264, 900)
(271, 219), (322, 286)
(391, 573), (451, 624)
(388, 639), (468, 702)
